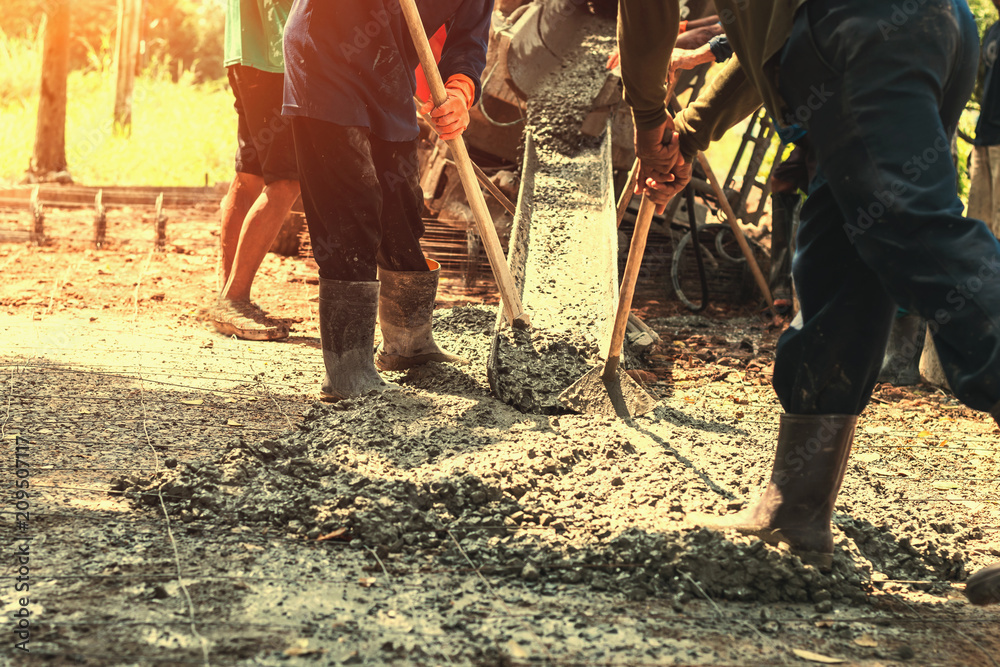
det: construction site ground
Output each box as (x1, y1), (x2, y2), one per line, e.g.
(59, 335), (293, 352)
(2, 206), (999, 667)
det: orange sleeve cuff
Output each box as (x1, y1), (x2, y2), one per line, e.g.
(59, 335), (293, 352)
(445, 73), (476, 110)
(678, 20), (688, 33)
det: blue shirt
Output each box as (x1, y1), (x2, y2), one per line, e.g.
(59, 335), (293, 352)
(282, 0), (490, 142)
(976, 22), (1000, 147)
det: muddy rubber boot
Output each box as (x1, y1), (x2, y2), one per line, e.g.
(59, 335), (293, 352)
(375, 259), (469, 371)
(318, 278), (393, 401)
(878, 311), (925, 386)
(966, 562), (1000, 605)
(687, 414), (857, 570)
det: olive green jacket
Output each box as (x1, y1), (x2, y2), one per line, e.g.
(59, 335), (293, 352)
(618, 0), (807, 158)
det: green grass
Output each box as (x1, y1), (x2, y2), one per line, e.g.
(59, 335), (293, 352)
(0, 35), (235, 187)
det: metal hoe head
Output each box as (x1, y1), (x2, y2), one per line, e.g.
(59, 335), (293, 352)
(559, 365), (658, 419)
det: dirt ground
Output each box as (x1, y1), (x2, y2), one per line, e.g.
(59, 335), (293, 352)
(1, 203), (999, 667)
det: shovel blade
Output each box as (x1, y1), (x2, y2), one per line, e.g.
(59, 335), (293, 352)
(559, 367), (658, 418)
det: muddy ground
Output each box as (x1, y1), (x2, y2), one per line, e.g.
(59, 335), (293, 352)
(1, 198), (1000, 667)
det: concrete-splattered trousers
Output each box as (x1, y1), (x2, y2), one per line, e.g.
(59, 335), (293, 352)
(773, 0), (1000, 421)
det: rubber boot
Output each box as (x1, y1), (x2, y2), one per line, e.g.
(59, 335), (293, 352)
(318, 278), (392, 401)
(375, 259), (469, 371)
(966, 562), (1000, 605)
(687, 414), (857, 570)
(877, 310), (926, 386)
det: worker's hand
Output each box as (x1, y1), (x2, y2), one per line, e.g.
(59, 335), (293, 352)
(675, 23), (724, 50)
(669, 44), (716, 82)
(635, 119), (681, 192)
(641, 154), (693, 214)
(420, 74), (475, 141)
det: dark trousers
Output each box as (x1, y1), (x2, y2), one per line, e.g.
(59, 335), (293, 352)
(774, 0), (1000, 417)
(291, 117), (429, 282)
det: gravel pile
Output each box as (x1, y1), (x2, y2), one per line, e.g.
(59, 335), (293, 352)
(118, 306), (979, 608)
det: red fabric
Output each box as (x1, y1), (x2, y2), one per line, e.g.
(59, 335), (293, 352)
(415, 26), (448, 104)
(678, 20), (688, 33)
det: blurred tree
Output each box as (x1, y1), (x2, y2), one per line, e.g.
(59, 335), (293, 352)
(28, 0), (71, 182)
(0, 0), (224, 81)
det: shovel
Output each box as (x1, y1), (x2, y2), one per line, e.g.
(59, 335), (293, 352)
(399, 0), (529, 329)
(559, 195), (660, 418)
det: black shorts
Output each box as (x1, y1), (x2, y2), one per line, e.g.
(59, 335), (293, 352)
(228, 64), (298, 183)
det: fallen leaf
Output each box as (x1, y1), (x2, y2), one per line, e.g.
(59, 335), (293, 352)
(855, 452), (880, 463)
(916, 430), (932, 438)
(180, 399), (203, 405)
(791, 648), (844, 664)
(284, 647), (326, 657)
(932, 481), (960, 490)
(358, 577), (376, 588)
(241, 543), (264, 552)
(854, 634), (878, 648)
(227, 420), (244, 427)
(683, 397), (696, 404)
(317, 527), (349, 542)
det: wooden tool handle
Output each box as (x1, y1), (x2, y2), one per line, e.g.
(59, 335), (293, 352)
(400, 0), (529, 328)
(603, 195), (656, 381)
(695, 152), (775, 311)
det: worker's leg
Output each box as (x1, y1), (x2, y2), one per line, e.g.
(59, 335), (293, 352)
(692, 0), (994, 575)
(292, 118), (384, 282)
(773, 177), (898, 413)
(219, 65), (266, 289)
(292, 117), (392, 399)
(369, 137), (431, 273)
(220, 65), (300, 302)
(222, 179), (300, 302)
(368, 136), (467, 369)
(220, 172), (264, 288)
(774, 0), (1000, 605)
(779, 0), (1000, 417)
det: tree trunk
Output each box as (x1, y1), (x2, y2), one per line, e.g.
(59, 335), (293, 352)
(28, 0), (71, 183)
(113, 0), (143, 134)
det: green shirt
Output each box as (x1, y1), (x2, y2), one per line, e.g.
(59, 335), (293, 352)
(618, 0), (807, 158)
(224, 0), (293, 73)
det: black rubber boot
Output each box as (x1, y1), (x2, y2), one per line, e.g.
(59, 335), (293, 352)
(966, 562), (1000, 605)
(878, 311), (926, 386)
(375, 259), (469, 371)
(687, 414), (857, 570)
(318, 278), (393, 401)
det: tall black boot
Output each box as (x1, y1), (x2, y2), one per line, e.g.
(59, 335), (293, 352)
(687, 414), (857, 570)
(318, 278), (392, 401)
(375, 259), (469, 371)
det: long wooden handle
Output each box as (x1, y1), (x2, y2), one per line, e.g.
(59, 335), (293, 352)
(695, 152), (775, 311)
(400, 0), (529, 328)
(603, 195), (656, 381)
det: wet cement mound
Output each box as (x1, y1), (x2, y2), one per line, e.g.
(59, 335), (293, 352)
(117, 308), (977, 607)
